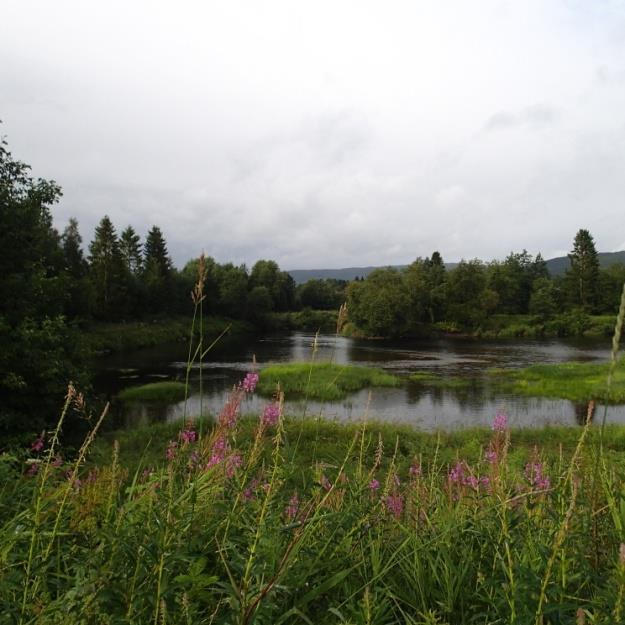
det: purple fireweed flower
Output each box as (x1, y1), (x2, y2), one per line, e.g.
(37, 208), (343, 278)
(31, 436), (45, 453)
(480, 475), (490, 488)
(26, 463), (39, 476)
(285, 493), (299, 520)
(166, 440), (178, 461)
(409, 464), (422, 477)
(262, 403), (280, 427)
(525, 462), (551, 490)
(485, 449), (498, 464)
(465, 475), (479, 490)
(212, 436), (229, 455)
(242, 372), (259, 393)
(492, 412), (508, 432)
(449, 462), (465, 483)
(369, 479), (380, 491)
(225, 454), (243, 478)
(180, 428), (197, 444)
(385, 495), (404, 519)
(52, 455), (63, 468)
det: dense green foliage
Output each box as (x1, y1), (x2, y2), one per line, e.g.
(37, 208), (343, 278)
(258, 362), (401, 400)
(4, 390), (625, 623)
(0, 134), (86, 437)
(347, 239), (625, 338)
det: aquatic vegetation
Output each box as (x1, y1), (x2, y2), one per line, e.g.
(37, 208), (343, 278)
(488, 360), (625, 403)
(117, 380), (188, 403)
(258, 361), (400, 400)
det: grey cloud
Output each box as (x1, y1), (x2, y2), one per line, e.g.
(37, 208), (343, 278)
(485, 105), (559, 132)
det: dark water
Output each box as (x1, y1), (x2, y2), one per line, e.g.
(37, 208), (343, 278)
(93, 332), (625, 430)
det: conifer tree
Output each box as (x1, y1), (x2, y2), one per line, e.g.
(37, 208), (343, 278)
(88, 216), (127, 319)
(119, 225), (143, 275)
(142, 225), (173, 313)
(566, 229), (600, 310)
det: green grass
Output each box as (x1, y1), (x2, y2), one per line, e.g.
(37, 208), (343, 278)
(409, 372), (474, 389)
(82, 316), (253, 354)
(7, 410), (625, 624)
(257, 361), (400, 400)
(117, 381), (187, 403)
(488, 360), (625, 402)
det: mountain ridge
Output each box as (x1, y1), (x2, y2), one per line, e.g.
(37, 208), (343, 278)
(287, 251), (625, 284)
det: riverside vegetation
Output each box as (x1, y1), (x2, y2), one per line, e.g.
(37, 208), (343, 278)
(5, 125), (625, 623)
(2, 254), (625, 624)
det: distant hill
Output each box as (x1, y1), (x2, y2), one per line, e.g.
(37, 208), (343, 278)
(545, 251), (625, 276)
(288, 252), (625, 284)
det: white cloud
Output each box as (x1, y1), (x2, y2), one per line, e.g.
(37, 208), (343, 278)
(1, 0), (625, 268)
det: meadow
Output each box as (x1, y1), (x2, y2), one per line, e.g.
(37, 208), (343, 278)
(2, 266), (625, 625)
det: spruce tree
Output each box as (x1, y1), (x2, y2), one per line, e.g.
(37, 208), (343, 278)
(61, 218), (91, 318)
(119, 226), (142, 275)
(88, 216), (127, 319)
(566, 229), (600, 311)
(142, 226), (173, 313)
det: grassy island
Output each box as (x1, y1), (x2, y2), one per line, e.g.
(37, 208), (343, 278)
(257, 362), (400, 400)
(488, 360), (625, 403)
(117, 381), (188, 403)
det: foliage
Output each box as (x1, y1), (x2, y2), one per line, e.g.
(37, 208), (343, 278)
(258, 362), (400, 400)
(488, 359), (625, 403)
(118, 381), (187, 403)
(5, 391), (625, 623)
(566, 228), (600, 311)
(0, 132), (86, 435)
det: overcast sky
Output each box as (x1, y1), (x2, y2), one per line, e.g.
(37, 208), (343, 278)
(2, 1), (625, 269)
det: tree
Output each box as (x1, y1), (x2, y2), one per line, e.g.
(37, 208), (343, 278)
(249, 260), (296, 312)
(347, 268), (410, 337)
(89, 216), (128, 319)
(566, 229), (600, 311)
(61, 218), (92, 318)
(119, 225), (143, 275)
(142, 225), (174, 313)
(0, 132), (84, 435)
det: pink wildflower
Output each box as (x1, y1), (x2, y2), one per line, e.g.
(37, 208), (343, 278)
(242, 372), (259, 393)
(262, 403), (280, 427)
(449, 462), (465, 484)
(385, 495), (404, 519)
(525, 462), (551, 490)
(492, 411), (508, 432)
(465, 475), (479, 490)
(225, 454), (243, 478)
(30, 436), (45, 453)
(166, 440), (178, 461)
(369, 479), (380, 491)
(285, 493), (299, 520)
(480, 476), (490, 488)
(485, 449), (497, 464)
(409, 464), (422, 477)
(52, 455), (63, 468)
(26, 463), (39, 476)
(180, 428), (196, 444)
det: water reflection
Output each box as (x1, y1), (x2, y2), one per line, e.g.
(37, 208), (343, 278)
(93, 331), (625, 431)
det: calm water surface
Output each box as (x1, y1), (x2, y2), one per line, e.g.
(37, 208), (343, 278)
(93, 332), (625, 430)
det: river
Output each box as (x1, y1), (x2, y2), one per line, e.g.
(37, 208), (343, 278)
(93, 331), (625, 430)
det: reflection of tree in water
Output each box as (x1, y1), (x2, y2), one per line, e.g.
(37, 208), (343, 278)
(573, 401), (594, 426)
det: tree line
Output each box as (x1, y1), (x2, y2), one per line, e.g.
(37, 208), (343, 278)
(347, 230), (625, 337)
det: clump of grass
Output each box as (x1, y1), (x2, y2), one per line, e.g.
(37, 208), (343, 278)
(257, 361), (400, 400)
(488, 360), (625, 403)
(409, 371), (474, 389)
(117, 381), (187, 403)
